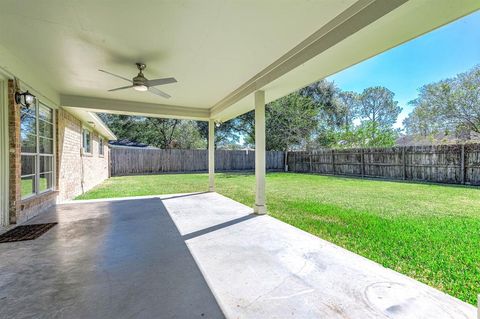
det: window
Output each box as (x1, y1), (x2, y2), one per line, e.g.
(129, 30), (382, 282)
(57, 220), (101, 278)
(82, 129), (91, 154)
(99, 137), (104, 156)
(20, 101), (54, 198)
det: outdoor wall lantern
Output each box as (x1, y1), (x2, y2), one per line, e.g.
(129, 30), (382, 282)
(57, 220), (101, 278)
(15, 90), (36, 107)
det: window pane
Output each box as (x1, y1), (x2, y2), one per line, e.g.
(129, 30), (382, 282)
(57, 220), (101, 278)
(20, 113), (36, 136)
(21, 134), (37, 153)
(21, 103), (37, 153)
(39, 120), (53, 138)
(21, 155), (36, 176)
(83, 130), (91, 153)
(39, 173), (53, 192)
(21, 175), (36, 198)
(99, 138), (104, 155)
(39, 137), (53, 154)
(39, 155), (53, 173)
(20, 104), (36, 117)
(39, 104), (53, 122)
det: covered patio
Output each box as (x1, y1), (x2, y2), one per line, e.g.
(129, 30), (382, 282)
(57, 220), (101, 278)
(1, 0), (479, 317)
(1, 0), (480, 223)
(0, 192), (475, 318)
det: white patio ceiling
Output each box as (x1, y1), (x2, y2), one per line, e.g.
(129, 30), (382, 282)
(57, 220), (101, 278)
(0, 0), (478, 121)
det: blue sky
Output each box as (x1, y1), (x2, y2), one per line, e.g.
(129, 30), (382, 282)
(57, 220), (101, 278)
(327, 10), (480, 129)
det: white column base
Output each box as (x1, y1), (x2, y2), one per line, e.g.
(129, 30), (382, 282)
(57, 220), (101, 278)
(254, 204), (267, 215)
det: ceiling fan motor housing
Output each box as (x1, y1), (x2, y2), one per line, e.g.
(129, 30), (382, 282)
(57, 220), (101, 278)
(101, 62), (175, 97)
(133, 74), (147, 87)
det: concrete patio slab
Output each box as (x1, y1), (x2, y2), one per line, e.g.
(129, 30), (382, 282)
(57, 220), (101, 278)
(0, 192), (476, 318)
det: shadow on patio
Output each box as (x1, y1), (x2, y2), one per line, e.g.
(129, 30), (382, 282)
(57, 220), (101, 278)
(0, 195), (226, 318)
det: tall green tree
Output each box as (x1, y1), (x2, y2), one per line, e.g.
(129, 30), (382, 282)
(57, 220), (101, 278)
(357, 86), (401, 131)
(301, 80), (346, 129)
(233, 92), (319, 153)
(266, 92), (318, 153)
(404, 65), (480, 135)
(172, 121), (207, 149)
(196, 120), (240, 148)
(337, 91), (359, 130)
(143, 118), (180, 148)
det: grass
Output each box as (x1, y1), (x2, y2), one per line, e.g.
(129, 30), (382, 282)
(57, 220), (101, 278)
(21, 177), (48, 198)
(76, 172), (480, 305)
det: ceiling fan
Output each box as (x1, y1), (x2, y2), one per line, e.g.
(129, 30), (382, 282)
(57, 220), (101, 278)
(99, 63), (177, 98)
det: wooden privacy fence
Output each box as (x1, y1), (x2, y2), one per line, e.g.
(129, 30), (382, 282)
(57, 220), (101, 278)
(287, 144), (480, 185)
(110, 148), (284, 176)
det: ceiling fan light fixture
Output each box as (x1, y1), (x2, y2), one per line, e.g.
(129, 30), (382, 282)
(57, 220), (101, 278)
(100, 63), (176, 98)
(133, 84), (148, 92)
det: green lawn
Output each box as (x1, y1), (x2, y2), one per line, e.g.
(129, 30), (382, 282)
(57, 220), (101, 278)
(76, 172), (480, 305)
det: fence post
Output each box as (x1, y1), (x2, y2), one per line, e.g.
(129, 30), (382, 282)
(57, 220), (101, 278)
(402, 146), (406, 180)
(332, 149), (335, 175)
(309, 151), (312, 173)
(293, 152), (296, 172)
(461, 144), (465, 184)
(361, 149), (365, 177)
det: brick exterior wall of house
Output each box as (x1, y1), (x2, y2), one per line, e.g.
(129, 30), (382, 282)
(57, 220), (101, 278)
(56, 109), (110, 202)
(7, 80), (110, 224)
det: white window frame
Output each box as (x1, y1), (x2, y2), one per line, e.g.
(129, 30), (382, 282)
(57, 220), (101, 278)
(99, 136), (104, 157)
(82, 128), (92, 155)
(20, 99), (56, 199)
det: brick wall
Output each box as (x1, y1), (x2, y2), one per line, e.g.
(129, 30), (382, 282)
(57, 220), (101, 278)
(7, 81), (110, 224)
(7, 80), (20, 224)
(56, 109), (110, 202)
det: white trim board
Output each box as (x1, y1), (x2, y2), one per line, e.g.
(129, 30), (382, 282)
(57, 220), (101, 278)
(0, 78), (9, 226)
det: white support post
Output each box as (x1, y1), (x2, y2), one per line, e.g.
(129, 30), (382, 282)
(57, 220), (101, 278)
(208, 119), (215, 192)
(254, 90), (266, 215)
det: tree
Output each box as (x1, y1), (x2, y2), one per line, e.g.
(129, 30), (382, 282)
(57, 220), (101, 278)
(357, 86), (401, 132)
(301, 80), (346, 129)
(336, 91), (359, 130)
(266, 92), (318, 152)
(403, 101), (444, 137)
(99, 114), (207, 149)
(171, 120), (207, 149)
(98, 113), (145, 142)
(234, 111), (255, 146)
(142, 118), (180, 148)
(306, 86), (398, 148)
(196, 120), (240, 149)
(404, 65), (480, 136)
(232, 91), (319, 154)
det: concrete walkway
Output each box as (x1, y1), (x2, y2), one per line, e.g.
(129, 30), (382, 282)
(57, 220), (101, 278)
(0, 192), (475, 318)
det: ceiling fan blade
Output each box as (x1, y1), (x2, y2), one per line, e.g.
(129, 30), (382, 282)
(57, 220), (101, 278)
(148, 86), (171, 99)
(99, 69), (132, 83)
(108, 85), (134, 92)
(147, 77), (177, 87)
